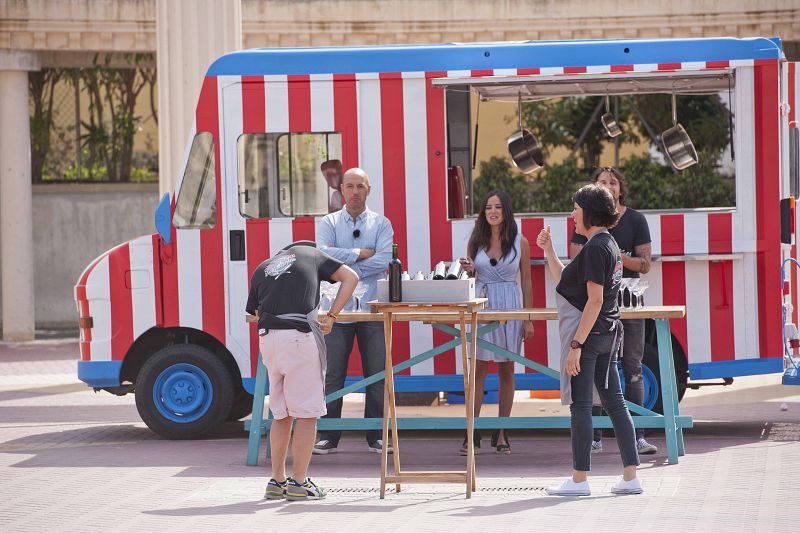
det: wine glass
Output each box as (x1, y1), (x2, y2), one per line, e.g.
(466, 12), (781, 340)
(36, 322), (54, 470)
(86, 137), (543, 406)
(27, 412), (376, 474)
(352, 281), (369, 311)
(625, 278), (640, 309)
(618, 278), (629, 308)
(634, 280), (649, 308)
(319, 281), (340, 312)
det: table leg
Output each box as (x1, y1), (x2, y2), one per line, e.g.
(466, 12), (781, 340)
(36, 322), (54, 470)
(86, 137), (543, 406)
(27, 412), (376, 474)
(655, 318), (680, 465)
(460, 311), (473, 499)
(380, 314), (391, 499)
(385, 316), (402, 493)
(246, 354), (268, 466)
(469, 310), (479, 492)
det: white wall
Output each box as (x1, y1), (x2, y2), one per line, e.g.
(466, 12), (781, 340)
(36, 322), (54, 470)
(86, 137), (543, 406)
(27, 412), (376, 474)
(0, 184), (158, 329)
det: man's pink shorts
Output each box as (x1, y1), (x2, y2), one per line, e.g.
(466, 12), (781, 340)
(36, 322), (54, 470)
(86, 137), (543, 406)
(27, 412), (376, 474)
(259, 328), (327, 420)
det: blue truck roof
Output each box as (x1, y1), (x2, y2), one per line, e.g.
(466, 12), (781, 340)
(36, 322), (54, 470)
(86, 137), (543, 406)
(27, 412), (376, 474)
(207, 37), (783, 77)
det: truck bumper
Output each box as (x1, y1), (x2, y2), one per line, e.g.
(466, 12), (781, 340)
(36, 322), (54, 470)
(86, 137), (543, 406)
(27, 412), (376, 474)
(77, 360), (122, 388)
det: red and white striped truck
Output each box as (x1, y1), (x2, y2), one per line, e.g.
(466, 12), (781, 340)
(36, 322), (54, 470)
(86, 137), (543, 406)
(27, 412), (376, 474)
(74, 36), (799, 438)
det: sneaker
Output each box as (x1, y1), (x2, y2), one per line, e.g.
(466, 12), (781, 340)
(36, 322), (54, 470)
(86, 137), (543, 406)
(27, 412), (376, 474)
(312, 439), (338, 455)
(546, 478), (591, 496)
(636, 438), (658, 455)
(368, 439), (393, 454)
(591, 440), (603, 454)
(264, 478), (287, 500)
(610, 476), (643, 495)
(285, 477), (327, 500)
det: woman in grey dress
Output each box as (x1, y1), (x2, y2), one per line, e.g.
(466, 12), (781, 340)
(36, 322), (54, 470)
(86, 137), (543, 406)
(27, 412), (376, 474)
(459, 189), (533, 455)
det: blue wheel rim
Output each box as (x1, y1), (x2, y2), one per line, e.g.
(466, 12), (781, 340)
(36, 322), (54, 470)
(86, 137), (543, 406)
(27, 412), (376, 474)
(617, 362), (659, 411)
(152, 363), (213, 423)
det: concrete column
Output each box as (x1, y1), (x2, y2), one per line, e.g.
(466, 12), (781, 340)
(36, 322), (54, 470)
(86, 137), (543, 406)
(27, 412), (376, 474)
(156, 0), (242, 196)
(0, 50), (40, 341)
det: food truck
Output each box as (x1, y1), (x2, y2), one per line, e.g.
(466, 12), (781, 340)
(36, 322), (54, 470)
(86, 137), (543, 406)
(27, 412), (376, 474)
(74, 37), (800, 438)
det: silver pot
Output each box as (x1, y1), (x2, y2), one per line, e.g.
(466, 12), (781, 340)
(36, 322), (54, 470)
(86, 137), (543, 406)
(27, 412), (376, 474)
(662, 94), (698, 170)
(600, 95), (622, 138)
(507, 93), (544, 174)
(507, 128), (545, 174)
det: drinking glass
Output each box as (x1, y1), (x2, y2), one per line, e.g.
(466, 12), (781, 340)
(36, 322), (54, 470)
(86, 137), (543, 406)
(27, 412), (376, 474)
(625, 278), (640, 309)
(352, 281), (369, 311)
(635, 280), (649, 308)
(319, 281), (339, 312)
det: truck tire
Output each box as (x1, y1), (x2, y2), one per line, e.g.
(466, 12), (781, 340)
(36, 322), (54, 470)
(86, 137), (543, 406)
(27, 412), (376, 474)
(641, 339), (688, 415)
(227, 386), (254, 421)
(135, 344), (234, 439)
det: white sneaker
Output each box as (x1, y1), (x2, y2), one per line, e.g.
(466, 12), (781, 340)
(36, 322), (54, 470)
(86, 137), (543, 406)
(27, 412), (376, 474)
(591, 440), (603, 454)
(546, 478), (591, 496)
(610, 476), (643, 495)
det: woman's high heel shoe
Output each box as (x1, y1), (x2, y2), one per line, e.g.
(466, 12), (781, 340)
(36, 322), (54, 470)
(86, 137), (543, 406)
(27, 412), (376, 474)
(459, 429), (481, 456)
(491, 430), (511, 454)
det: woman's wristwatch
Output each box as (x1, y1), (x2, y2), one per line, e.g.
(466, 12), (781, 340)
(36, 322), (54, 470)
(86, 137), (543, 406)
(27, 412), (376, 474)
(570, 339), (584, 350)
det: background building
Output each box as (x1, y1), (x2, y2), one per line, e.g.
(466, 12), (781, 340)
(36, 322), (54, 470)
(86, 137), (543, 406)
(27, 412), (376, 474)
(0, 0), (798, 335)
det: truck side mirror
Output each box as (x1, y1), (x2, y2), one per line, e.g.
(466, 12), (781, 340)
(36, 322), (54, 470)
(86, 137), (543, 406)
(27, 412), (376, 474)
(155, 192), (172, 245)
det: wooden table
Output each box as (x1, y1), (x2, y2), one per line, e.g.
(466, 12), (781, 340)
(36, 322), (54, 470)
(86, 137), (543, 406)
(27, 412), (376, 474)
(245, 305), (691, 476)
(369, 299), (487, 499)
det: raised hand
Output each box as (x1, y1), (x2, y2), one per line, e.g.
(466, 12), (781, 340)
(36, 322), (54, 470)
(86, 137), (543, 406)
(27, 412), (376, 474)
(536, 225), (553, 252)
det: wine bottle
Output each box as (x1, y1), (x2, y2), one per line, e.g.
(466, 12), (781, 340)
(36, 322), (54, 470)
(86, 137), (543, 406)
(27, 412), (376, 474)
(433, 261), (447, 280)
(445, 261), (463, 280)
(389, 243), (402, 302)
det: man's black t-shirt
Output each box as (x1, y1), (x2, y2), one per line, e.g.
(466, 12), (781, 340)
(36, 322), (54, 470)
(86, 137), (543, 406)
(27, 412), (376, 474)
(571, 207), (650, 278)
(246, 244), (343, 334)
(557, 231), (622, 333)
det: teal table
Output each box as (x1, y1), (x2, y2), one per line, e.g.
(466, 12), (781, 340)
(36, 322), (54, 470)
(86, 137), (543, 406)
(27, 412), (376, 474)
(245, 306), (690, 468)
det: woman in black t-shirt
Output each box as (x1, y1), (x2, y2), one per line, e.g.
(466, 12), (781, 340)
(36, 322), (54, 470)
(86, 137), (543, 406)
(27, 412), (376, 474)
(537, 184), (642, 497)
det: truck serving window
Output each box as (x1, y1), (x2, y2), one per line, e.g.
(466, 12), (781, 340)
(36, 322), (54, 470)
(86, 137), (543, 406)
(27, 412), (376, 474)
(173, 132), (217, 229)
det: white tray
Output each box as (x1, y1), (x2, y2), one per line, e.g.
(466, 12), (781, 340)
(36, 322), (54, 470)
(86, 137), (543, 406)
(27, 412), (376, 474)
(376, 278), (475, 303)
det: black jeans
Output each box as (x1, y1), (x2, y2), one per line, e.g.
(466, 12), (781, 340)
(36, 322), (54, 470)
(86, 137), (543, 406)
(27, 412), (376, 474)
(570, 330), (639, 472)
(593, 318), (645, 440)
(318, 321), (385, 445)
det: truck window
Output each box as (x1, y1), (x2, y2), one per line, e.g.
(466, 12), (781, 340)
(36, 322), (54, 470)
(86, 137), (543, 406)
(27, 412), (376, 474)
(172, 132), (217, 229)
(237, 133), (274, 219)
(277, 132), (342, 217)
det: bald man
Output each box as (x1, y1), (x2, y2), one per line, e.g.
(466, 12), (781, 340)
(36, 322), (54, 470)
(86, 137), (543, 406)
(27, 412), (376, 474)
(314, 168), (395, 455)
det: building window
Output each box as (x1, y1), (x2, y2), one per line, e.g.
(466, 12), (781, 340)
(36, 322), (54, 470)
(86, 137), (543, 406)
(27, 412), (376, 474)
(172, 132), (216, 229)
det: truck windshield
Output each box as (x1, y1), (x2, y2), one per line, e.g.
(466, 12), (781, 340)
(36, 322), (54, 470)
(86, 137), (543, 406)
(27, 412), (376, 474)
(173, 132), (217, 229)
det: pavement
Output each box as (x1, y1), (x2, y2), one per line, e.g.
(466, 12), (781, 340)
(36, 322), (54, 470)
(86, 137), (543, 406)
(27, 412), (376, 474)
(1, 339), (799, 532)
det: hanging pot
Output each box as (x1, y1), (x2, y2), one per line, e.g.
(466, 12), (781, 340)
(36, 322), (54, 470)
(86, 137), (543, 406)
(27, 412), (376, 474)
(507, 94), (544, 174)
(600, 95), (622, 138)
(662, 94), (698, 171)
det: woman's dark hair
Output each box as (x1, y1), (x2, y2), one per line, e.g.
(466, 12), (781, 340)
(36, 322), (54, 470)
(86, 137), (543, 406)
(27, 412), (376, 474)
(467, 189), (518, 262)
(573, 184), (620, 229)
(590, 166), (628, 206)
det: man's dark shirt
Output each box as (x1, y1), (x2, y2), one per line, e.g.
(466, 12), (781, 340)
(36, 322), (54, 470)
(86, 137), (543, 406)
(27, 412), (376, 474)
(557, 232), (622, 334)
(246, 245), (342, 334)
(571, 207), (651, 278)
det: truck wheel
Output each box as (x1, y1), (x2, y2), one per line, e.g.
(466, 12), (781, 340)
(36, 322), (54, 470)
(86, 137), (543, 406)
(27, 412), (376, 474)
(642, 340), (688, 415)
(227, 385), (254, 421)
(135, 344), (234, 439)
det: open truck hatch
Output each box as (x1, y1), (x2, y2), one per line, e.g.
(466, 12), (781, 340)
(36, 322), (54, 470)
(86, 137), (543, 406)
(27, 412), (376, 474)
(431, 69), (735, 101)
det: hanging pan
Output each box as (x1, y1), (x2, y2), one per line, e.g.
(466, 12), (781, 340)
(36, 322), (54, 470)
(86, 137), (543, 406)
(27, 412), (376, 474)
(600, 95), (622, 138)
(661, 93), (698, 171)
(507, 93), (544, 174)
